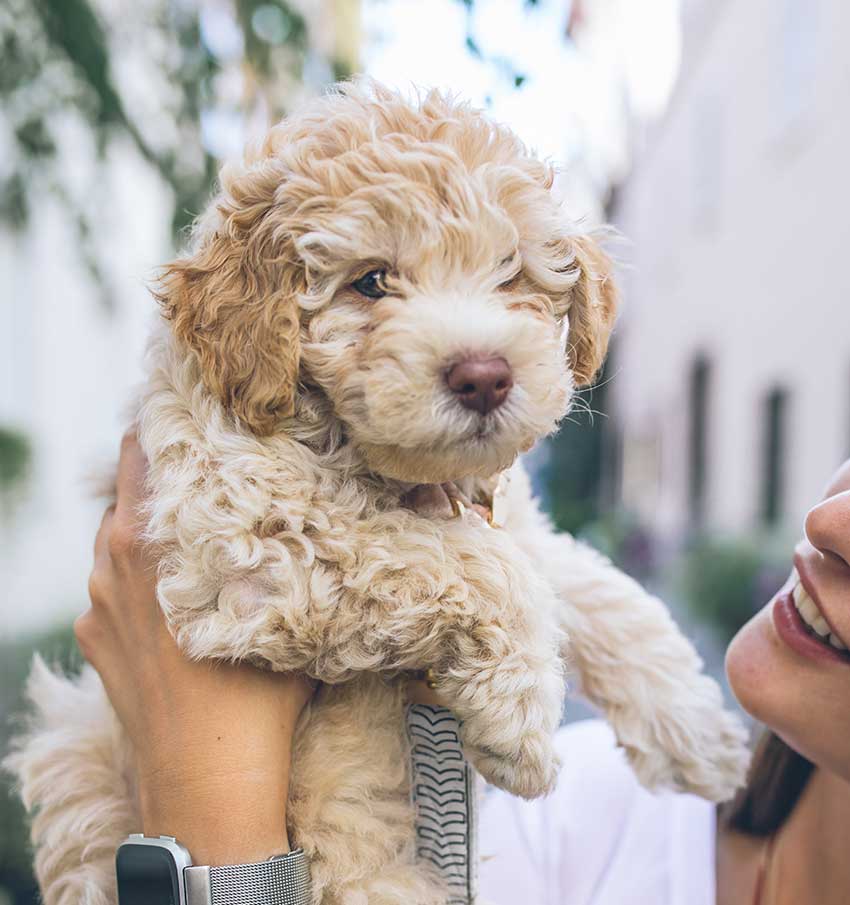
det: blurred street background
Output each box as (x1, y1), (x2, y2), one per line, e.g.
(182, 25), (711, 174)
(2, 0), (850, 901)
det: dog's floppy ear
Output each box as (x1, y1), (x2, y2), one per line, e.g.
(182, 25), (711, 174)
(561, 234), (619, 387)
(156, 168), (304, 436)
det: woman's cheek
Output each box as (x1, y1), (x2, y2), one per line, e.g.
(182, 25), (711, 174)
(725, 602), (811, 732)
(726, 606), (782, 725)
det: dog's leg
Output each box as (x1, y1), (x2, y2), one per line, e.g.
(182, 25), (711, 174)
(300, 621), (564, 803)
(274, 509), (566, 801)
(5, 658), (137, 905)
(503, 468), (750, 801)
(555, 543), (749, 800)
(430, 636), (565, 801)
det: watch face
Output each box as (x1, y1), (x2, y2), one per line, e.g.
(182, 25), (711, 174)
(116, 844), (181, 905)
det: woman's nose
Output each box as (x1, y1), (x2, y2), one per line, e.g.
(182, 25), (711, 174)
(804, 489), (850, 568)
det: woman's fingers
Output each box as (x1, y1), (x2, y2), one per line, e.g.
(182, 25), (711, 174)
(114, 429), (149, 528)
(73, 609), (100, 665)
(109, 431), (158, 579)
(93, 503), (116, 560)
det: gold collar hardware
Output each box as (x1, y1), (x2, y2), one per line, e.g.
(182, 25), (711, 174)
(449, 496), (467, 519)
(446, 470), (510, 527)
(409, 668), (439, 689)
(487, 470), (510, 528)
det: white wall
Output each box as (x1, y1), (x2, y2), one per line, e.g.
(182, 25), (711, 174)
(613, 0), (850, 542)
(0, 136), (172, 640)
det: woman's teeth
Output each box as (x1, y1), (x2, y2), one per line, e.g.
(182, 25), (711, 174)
(792, 581), (847, 651)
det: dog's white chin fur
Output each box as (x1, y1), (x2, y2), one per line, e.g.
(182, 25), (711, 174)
(356, 436), (524, 484)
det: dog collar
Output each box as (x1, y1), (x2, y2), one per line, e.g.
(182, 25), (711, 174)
(447, 470), (510, 528)
(400, 470), (511, 527)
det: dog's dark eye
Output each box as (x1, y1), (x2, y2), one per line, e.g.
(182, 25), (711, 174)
(352, 270), (387, 299)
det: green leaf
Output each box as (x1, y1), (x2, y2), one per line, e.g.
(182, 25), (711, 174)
(0, 173), (29, 228)
(0, 427), (31, 491)
(32, 0), (124, 127)
(15, 118), (56, 157)
(465, 35), (482, 57)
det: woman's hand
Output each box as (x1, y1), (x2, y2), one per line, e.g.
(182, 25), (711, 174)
(75, 431), (315, 865)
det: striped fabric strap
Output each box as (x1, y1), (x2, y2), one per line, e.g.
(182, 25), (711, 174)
(407, 705), (478, 905)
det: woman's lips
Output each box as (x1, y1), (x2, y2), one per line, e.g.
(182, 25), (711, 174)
(772, 589), (850, 666)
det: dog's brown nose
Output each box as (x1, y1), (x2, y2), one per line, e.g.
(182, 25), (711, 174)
(446, 357), (513, 415)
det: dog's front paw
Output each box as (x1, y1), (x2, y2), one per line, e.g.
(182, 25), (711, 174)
(620, 677), (751, 802)
(464, 728), (560, 799)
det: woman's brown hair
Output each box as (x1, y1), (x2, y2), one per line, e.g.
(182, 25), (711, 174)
(723, 729), (814, 835)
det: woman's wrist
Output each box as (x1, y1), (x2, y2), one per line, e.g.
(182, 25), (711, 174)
(138, 762), (291, 865)
(133, 704), (297, 865)
(131, 678), (299, 865)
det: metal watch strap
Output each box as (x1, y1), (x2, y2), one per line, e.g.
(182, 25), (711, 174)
(184, 849), (312, 905)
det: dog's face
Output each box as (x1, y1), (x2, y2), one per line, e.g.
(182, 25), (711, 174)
(159, 83), (617, 484)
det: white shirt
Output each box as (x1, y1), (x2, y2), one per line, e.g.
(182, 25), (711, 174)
(477, 720), (717, 905)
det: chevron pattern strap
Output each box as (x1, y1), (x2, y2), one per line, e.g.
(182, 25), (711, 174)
(407, 705), (478, 905)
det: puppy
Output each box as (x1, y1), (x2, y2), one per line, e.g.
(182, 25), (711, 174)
(7, 81), (749, 905)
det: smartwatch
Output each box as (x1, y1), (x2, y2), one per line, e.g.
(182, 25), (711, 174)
(116, 834), (312, 905)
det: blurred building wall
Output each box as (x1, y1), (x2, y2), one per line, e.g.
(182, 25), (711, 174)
(0, 134), (172, 640)
(612, 0), (850, 544)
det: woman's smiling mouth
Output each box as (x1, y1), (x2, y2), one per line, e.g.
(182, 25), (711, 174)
(791, 577), (847, 651)
(772, 564), (850, 665)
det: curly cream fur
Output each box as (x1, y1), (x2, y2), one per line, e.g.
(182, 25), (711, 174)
(6, 81), (749, 905)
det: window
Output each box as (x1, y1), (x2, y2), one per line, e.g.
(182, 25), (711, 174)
(761, 387), (789, 527)
(688, 356), (711, 525)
